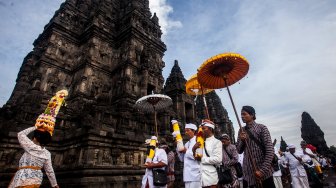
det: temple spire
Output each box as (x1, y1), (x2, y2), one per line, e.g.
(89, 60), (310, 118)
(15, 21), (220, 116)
(301, 111), (329, 155)
(164, 60), (186, 93)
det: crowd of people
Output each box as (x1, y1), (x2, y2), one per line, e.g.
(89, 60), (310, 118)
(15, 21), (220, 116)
(8, 95), (333, 188)
(141, 105), (334, 188)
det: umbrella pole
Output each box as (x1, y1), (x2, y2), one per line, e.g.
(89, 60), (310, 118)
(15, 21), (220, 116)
(202, 95), (210, 120)
(201, 86), (210, 120)
(223, 81), (242, 129)
(154, 107), (158, 138)
(223, 77), (263, 188)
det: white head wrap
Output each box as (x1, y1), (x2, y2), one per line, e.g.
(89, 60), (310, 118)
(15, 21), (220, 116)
(145, 136), (158, 145)
(185, 123), (197, 130)
(202, 123), (215, 129)
(288, 144), (296, 149)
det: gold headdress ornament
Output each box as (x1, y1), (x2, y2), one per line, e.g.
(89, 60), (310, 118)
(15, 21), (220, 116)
(35, 89), (68, 136)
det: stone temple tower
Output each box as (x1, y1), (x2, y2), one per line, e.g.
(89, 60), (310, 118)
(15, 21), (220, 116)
(164, 60), (196, 125)
(195, 91), (235, 142)
(301, 111), (330, 155)
(0, 0), (169, 187)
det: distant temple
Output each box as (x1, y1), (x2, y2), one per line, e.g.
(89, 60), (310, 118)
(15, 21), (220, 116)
(301, 111), (330, 155)
(0, 0), (233, 187)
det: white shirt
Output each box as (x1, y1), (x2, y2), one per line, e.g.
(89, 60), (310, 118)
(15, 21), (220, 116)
(300, 148), (313, 164)
(200, 135), (222, 187)
(303, 148), (321, 167)
(141, 148), (168, 188)
(177, 136), (201, 182)
(320, 158), (327, 167)
(284, 151), (307, 177)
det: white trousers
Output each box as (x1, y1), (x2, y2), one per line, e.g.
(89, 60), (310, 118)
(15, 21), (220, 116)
(185, 181), (202, 188)
(291, 176), (309, 188)
(273, 176), (283, 188)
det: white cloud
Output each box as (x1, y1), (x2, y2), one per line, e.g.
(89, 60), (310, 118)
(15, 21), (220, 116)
(148, 0), (182, 36)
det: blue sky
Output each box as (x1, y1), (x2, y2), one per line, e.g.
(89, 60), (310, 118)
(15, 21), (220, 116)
(1, 0), (336, 148)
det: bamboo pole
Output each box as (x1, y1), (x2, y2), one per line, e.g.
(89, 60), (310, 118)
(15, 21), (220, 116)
(200, 86), (210, 120)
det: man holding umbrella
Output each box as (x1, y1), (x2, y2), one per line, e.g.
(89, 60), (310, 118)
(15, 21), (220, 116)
(237, 106), (276, 188)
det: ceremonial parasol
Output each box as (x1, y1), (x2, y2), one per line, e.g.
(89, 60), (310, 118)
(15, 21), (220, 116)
(197, 53), (263, 187)
(185, 74), (213, 119)
(197, 53), (249, 128)
(135, 94), (173, 138)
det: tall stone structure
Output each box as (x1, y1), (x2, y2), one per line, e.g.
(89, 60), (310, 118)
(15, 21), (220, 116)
(164, 60), (195, 125)
(0, 0), (234, 187)
(195, 91), (235, 142)
(301, 111), (329, 155)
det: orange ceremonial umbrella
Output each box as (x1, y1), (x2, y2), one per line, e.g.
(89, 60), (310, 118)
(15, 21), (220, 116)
(197, 52), (249, 128)
(197, 53), (249, 89)
(185, 74), (213, 119)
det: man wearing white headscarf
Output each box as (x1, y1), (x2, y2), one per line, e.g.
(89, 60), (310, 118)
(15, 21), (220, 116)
(284, 144), (309, 188)
(176, 122), (201, 188)
(193, 120), (222, 188)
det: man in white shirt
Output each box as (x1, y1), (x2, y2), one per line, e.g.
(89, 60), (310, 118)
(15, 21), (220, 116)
(300, 140), (323, 185)
(284, 144), (309, 188)
(300, 140), (323, 179)
(193, 120), (222, 188)
(273, 147), (283, 188)
(141, 136), (168, 188)
(176, 123), (201, 188)
(300, 141), (314, 166)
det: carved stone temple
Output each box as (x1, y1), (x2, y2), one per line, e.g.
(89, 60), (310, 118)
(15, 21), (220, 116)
(195, 91), (235, 142)
(0, 0), (233, 187)
(301, 111), (330, 155)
